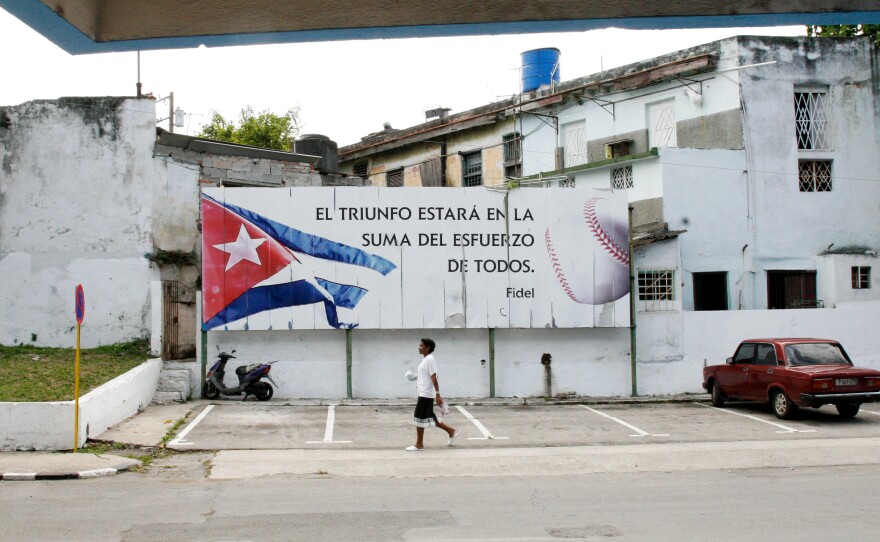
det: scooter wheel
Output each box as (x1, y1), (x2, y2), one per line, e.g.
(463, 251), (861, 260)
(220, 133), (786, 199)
(204, 381), (220, 400)
(255, 382), (274, 401)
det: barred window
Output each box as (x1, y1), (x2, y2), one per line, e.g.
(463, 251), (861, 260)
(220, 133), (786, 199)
(611, 166), (633, 189)
(503, 133), (522, 164)
(852, 266), (871, 289)
(638, 270), (674, 300)
(798, 160), (832, 192)
(461, 151), (483, 187)
(795, 91), (830, 150)
(386, 167), (403, 188)
(560, 177), (576, 188)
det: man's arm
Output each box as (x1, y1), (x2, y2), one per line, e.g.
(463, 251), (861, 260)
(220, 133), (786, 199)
(431, 373), (441, 402)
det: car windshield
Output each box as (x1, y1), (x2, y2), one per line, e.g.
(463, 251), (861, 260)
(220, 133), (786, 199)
(784, 343), (849, 366)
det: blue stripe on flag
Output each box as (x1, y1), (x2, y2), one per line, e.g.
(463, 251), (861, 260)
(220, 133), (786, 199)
(203, 280), (361, 330)
(204, 195), (396, 276)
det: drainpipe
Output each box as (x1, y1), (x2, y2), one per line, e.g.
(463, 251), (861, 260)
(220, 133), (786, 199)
(440, 137), (447, 187)
(346, 329), (353, 399)
(488, 328), (496, 398)
(629, 205), (638, 397)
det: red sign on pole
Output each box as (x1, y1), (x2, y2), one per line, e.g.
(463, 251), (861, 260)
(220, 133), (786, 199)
(75, 284), (85, 324)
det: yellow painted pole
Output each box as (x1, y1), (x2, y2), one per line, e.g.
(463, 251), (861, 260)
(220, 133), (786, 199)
(74, 322), (81, 451)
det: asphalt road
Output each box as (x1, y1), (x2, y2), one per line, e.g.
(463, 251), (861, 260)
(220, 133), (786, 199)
(1, 462), (877, 541)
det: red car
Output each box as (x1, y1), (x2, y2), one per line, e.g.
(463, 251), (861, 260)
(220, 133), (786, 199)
(703, 338), (880, 419)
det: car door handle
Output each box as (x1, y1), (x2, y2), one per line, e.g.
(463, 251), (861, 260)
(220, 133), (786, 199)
(767, 369), (773, 374)
(742, 367), (749, 372)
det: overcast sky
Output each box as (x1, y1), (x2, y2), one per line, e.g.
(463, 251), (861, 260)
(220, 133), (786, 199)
(0, 8), (805, 147)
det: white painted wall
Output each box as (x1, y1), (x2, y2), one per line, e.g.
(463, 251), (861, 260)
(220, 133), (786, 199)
(0, 359), (160, 451)
(637, 304), (880, 395)
(817, 254), (880, 307)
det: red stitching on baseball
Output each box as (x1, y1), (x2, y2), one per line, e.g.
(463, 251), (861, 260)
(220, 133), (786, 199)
(583, 198), (629, 265)
(545, 227), (578, 302)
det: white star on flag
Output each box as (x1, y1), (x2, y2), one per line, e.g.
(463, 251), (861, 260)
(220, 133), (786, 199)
(213, 225), (267, 271)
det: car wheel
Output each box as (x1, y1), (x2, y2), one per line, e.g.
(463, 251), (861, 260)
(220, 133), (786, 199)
(771, 389), (797, 419)
(836, 403), (860, 419)
(711, 381), (725, 407)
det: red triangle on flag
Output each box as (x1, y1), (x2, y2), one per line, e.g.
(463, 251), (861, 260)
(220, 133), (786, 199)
(201, 197), (295, 322)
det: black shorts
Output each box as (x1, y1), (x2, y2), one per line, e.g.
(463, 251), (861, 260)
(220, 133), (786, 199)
(412, 396), (438, 427)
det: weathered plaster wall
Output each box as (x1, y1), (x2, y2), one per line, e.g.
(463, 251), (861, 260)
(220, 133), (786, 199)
(0, 97), (197, 347)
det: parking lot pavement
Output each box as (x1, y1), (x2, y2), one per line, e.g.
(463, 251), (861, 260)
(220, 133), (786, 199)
(163, 400), (880, 452)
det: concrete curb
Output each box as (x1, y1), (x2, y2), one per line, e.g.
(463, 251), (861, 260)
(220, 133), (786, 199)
(1, 466), (128, 481)
(191, 394), (712, 408)
(0, 453), (141, 482)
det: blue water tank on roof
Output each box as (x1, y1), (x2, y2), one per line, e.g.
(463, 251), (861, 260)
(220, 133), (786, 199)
(521, 48), (561, 93)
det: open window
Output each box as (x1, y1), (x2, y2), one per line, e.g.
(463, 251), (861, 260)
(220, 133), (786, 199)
(693, 272), (728, 311)
(767, 270), (820, 309)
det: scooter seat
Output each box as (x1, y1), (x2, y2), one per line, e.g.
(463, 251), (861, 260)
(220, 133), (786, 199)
(236, 363), (262, 375)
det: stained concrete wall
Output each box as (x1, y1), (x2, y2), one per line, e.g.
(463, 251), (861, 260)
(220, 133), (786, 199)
(0, 98), (201, 348)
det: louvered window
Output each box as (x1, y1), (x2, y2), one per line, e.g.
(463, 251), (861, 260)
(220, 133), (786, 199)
(386, 167), (403, 187)
(795, 91), (830, 150)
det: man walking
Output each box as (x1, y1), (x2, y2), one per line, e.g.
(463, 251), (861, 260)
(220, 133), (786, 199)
(407, 338), (459, 451)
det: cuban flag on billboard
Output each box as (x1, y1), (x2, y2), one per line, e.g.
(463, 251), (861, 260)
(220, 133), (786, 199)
(201, 194), (396, 330)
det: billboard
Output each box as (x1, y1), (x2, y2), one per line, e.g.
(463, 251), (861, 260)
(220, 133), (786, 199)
(201, 186), (630, 330)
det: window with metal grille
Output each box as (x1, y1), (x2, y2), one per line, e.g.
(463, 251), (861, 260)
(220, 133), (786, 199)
(638, 270), (674, 300)
(461, 151), (482, 187)
(352, 160), (369, 178)
(560, 177), (576, 188)
(852, 266), (871, 289)
(611, 166), (633, 189)
(795, 90), (830, 150)
(647, 100), (677, 148)
(503, 133), (522, 164)
(798, 160), (832, 192)
(562, 121), (588, 167)
(386, 167), (403, 187)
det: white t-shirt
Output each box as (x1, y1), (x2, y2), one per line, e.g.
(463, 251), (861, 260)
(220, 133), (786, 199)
(416, 354), (438, 398)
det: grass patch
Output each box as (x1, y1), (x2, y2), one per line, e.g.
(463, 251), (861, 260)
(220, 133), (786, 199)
(0, 339), (151, 402)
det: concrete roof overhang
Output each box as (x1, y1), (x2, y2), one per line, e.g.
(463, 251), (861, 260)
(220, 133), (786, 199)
(2, 1), (880, 55)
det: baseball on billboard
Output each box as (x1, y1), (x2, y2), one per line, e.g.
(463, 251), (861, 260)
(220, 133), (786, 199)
(544, 196), (630, 305)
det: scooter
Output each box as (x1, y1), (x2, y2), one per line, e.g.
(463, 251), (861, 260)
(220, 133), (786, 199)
(204, 349), (277, 401)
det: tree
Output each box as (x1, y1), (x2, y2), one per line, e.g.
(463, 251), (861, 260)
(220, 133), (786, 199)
(198, 106), (301, 151)
(807, 24), (880, 47)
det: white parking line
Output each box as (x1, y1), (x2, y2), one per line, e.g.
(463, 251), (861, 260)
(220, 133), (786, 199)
(695, 403), (817, 433)
(455, 405), (509, 440)
(168, 404), (214, 446)
(579, 405), (669, 437)
(862, 409), (880, 416)
(306, 405), (352, 444)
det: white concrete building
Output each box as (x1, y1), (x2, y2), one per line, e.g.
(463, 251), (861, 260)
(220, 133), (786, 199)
(337, 36), (880, 397)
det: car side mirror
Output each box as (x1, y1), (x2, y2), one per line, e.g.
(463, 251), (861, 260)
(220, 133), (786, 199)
(725, 357), (734, 365)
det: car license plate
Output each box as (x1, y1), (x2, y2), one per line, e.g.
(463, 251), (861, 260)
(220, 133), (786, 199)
(835, 378), (857, 386)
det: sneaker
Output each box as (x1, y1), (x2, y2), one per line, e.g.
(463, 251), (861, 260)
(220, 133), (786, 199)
(405, 445), (424, 451)
(447, 429), (460, 446)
